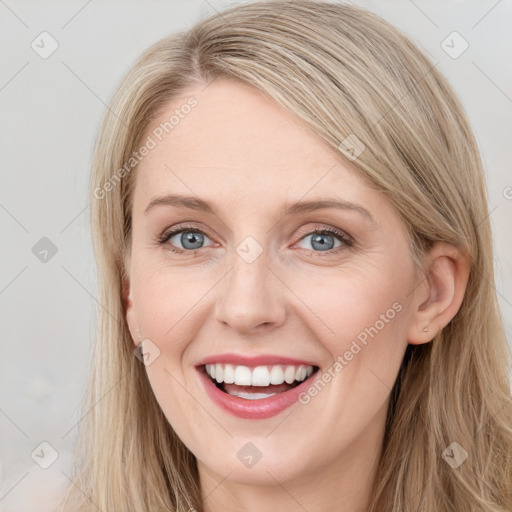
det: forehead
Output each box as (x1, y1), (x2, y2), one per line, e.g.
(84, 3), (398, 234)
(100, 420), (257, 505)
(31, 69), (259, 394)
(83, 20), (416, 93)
(133, 79), (373, 215)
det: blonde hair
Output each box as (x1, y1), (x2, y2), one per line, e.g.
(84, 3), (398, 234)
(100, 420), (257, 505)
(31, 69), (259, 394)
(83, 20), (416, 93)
(57, 1), (512, 510)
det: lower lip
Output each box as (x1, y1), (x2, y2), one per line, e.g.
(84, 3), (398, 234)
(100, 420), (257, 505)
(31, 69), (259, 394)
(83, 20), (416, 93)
(197, 367), (319, 420)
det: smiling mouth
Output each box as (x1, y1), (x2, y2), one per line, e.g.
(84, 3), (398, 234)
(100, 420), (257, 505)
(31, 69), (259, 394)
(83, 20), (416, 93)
(201, 363), (320, 400)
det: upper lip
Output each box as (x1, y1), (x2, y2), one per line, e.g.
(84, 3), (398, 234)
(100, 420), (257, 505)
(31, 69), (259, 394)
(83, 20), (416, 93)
(196, 353), (318, 367)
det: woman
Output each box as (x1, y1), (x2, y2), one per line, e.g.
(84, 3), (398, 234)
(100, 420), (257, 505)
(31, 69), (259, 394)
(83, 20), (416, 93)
(57, 1), (512, 511)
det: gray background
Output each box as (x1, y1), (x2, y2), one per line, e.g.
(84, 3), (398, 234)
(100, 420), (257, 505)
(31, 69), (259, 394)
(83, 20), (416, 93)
(1, 1), (511, 510)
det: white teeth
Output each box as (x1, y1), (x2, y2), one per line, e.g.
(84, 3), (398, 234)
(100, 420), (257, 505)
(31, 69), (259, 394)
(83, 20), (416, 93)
(270, 365), (284, 385)
(234, 365), (252, 386)
(284, 365), (296, 384)
(215, 363), (223, 383)
(204, 363), (315, 386)
(227, 389), (277, 400)
(251, 366), (270, 386)
(223, 364), (235, 384)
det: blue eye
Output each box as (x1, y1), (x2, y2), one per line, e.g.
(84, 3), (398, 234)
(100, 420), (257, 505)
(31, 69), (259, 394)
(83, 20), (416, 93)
(158, 225), (353, 256)
(298, 231), (341, 251)
(170, 230), (206, 250)
(159, 227), (212, 254)
(292, 227), (355, 256)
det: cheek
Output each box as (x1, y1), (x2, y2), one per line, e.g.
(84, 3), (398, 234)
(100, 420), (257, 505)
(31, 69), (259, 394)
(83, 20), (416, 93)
(132, 261), (214, 351)
(130, 262), (217, 423)
(282, 259), (412, 416)
(143, 361), (218, 454)
(284, 260), (411, 353)
(131, 263), (218, 441)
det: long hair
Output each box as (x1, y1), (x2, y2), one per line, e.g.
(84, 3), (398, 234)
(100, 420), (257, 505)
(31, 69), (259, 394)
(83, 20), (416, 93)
(57, 1), (512, 510)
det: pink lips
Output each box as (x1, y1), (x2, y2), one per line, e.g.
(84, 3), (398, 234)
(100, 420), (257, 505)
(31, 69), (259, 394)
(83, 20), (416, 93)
(196, 353), (317, 367)
(195, 353), (319, 420)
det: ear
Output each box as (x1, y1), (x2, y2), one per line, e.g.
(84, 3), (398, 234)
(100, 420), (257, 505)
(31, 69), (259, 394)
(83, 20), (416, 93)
(407, 242), (470, 345)
(122, 272), (139, 348)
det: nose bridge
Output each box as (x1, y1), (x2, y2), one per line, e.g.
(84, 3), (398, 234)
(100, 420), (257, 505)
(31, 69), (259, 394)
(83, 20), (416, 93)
(214, 235), (285, 333)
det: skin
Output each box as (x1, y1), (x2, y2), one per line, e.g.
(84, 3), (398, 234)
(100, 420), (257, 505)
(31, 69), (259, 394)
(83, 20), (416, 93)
(124, 78), (469, 512)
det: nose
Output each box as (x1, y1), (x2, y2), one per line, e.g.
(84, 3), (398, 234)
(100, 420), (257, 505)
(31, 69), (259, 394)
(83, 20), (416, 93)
(214, 248), (286, 334)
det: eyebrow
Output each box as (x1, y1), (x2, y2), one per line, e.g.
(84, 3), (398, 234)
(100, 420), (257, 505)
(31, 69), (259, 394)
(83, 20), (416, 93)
(144, 193), (375, 224)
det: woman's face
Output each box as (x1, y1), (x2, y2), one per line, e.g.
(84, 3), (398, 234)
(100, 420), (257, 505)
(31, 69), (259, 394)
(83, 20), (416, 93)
(125, 79), (423, 492)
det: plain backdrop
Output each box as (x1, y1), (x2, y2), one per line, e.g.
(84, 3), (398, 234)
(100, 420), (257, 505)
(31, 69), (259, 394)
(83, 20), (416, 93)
(0, 1), (511, 510)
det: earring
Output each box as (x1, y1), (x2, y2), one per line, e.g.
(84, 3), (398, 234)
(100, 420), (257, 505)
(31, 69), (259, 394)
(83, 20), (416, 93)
(422, 326), (429, 333)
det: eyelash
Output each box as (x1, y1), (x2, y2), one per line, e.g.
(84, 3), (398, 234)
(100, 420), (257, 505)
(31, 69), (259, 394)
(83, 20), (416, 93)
(156, 224), (354, 256)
